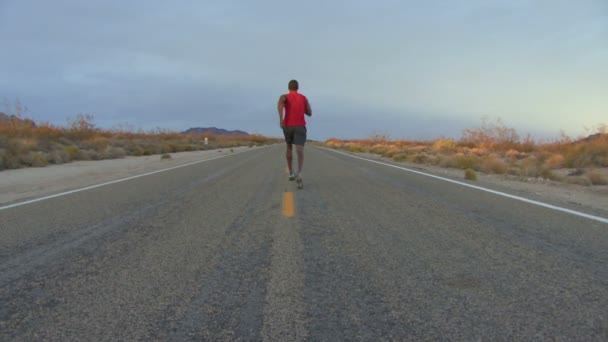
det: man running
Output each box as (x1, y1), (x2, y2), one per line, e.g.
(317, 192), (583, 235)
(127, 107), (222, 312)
(277, 79), (312, 189)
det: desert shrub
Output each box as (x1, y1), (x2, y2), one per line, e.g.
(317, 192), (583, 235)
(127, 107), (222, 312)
(432, 138), (457, 152)
(161, 153), (172, 160)
(64, 145), (80, 161)
(505, 149), (523, 161)
(67, 114), (98, 140)
(438, 155), (455, 168)
(520, 134), (537, 153)
(348, 144), (366, 153)
(369, 145), (389, 155)
(469, 147), (490, 156)
(540, 168), (562, 181)
(409, 153), (428, 164)
(544, 154), (565, 169)
(31, 152), (48, 167)
(19, 151), (47, 167)
(3, 153), (20, 169)
(392, 153), (408, 162)
(454, 154), (479, 170)
(105, 146), (126, 159)
(481, 156), (508, 174)
(426, 155), (441, 165)
(565, 176), (592, 186)
(507, 168), (520, 176)
(464, 168), (477, 180)
(6, 139), (29, 157)
(161, 143), (173, 154)
(384, 146), (402, 158)
(586, 171), (608, 185)
(0, 110), (280, 170)
(0, 149), (6, 170)
(460, 117), (520, 151)
(79, 149), (100, 160)
(564, 141), (608, 168)
(83, 136), (110, 152)
(48, 149), (68, 164)
(518, 157), (542, 177)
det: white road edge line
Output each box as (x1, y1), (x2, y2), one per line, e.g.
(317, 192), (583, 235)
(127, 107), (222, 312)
(320, 147), (608, 224)
(0, 147), (265, 211)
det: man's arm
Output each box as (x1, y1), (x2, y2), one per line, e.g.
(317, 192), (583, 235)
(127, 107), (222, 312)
(277, 95), (286, 127)
(305, 98), (312, 117)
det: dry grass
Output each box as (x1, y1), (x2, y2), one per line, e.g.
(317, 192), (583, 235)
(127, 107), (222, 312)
(464, 168), (477, 181)
(480, 155), (508, 174)
(565, 176), (592, 186)
(0, 114), (279, 170)
(586, 171), (608, 185)
(324, 118), (608, 186)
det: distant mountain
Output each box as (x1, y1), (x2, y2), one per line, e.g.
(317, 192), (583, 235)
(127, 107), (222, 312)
(181, 127), (249, 136)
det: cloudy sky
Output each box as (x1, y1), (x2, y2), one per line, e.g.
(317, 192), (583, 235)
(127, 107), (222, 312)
(0, 0), (606, 140)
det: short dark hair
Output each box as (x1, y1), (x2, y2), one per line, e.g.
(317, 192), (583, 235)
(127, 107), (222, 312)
(288, 80), (299, 91)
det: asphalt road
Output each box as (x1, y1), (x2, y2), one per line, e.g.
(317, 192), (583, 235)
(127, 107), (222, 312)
(1, 145), (607, 341)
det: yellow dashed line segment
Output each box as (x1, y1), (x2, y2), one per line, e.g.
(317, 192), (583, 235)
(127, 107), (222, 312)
(282, 192), (295, 217)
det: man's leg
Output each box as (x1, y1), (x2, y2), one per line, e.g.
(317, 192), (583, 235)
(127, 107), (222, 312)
(296, 145), (304, 175)
(286, 144), (293, 174)
(294, 126), (307, 176)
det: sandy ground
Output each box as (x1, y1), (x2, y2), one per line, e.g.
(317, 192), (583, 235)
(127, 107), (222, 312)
(355, 151), (608, 216)
(2, 145), (606, 217)
(0, 146), (262, 206)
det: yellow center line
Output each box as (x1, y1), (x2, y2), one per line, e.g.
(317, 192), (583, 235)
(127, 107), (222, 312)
(282, 192), (295, 217)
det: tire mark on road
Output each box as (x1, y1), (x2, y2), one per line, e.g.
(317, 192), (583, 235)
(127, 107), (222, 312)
(158, 163), (280, 341)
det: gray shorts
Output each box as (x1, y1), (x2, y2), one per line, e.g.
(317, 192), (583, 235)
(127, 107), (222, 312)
(283, 126), (307, 145)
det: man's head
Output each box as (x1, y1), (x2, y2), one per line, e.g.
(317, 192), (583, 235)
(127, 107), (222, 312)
(288, 79), (299, 91)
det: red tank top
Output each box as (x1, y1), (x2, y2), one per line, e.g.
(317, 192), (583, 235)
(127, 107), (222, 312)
(284, 91), (307, 126)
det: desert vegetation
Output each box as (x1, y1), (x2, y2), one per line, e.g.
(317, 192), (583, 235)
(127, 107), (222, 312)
(0, 111), (279, 171)
(325, 118), (608, 186)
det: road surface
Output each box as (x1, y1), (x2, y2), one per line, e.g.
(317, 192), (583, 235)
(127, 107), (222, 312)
(1, 145), (607, 341)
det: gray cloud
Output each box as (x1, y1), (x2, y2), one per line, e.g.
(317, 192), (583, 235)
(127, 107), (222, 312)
(1, 0), (606, 140)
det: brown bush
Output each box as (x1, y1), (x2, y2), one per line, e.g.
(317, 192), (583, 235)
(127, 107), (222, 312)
(505, 149), (523, 161)
(565, 176), (592, 186)
(460, 117), (521, 151)
(392, 153), (408, 162)
(481, 156), (508, 174)
(464, 168), (477, 181)
(518, 157), (542, 177)
(64, 145), (80, 161)
(544, 154), (565, 169)
(30, 152), (49, 167)
(586, 171), (608, 185)
(454, 154), (479, 170)
(348, 144), (366, 153)
(404, 153), (425, 164)
(540, 168), (562, 181)
(437, 155), (454, 168)
(105, 146), (126, 159)
(432, 138), (457, 152)
(0, 112), (279, 170)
